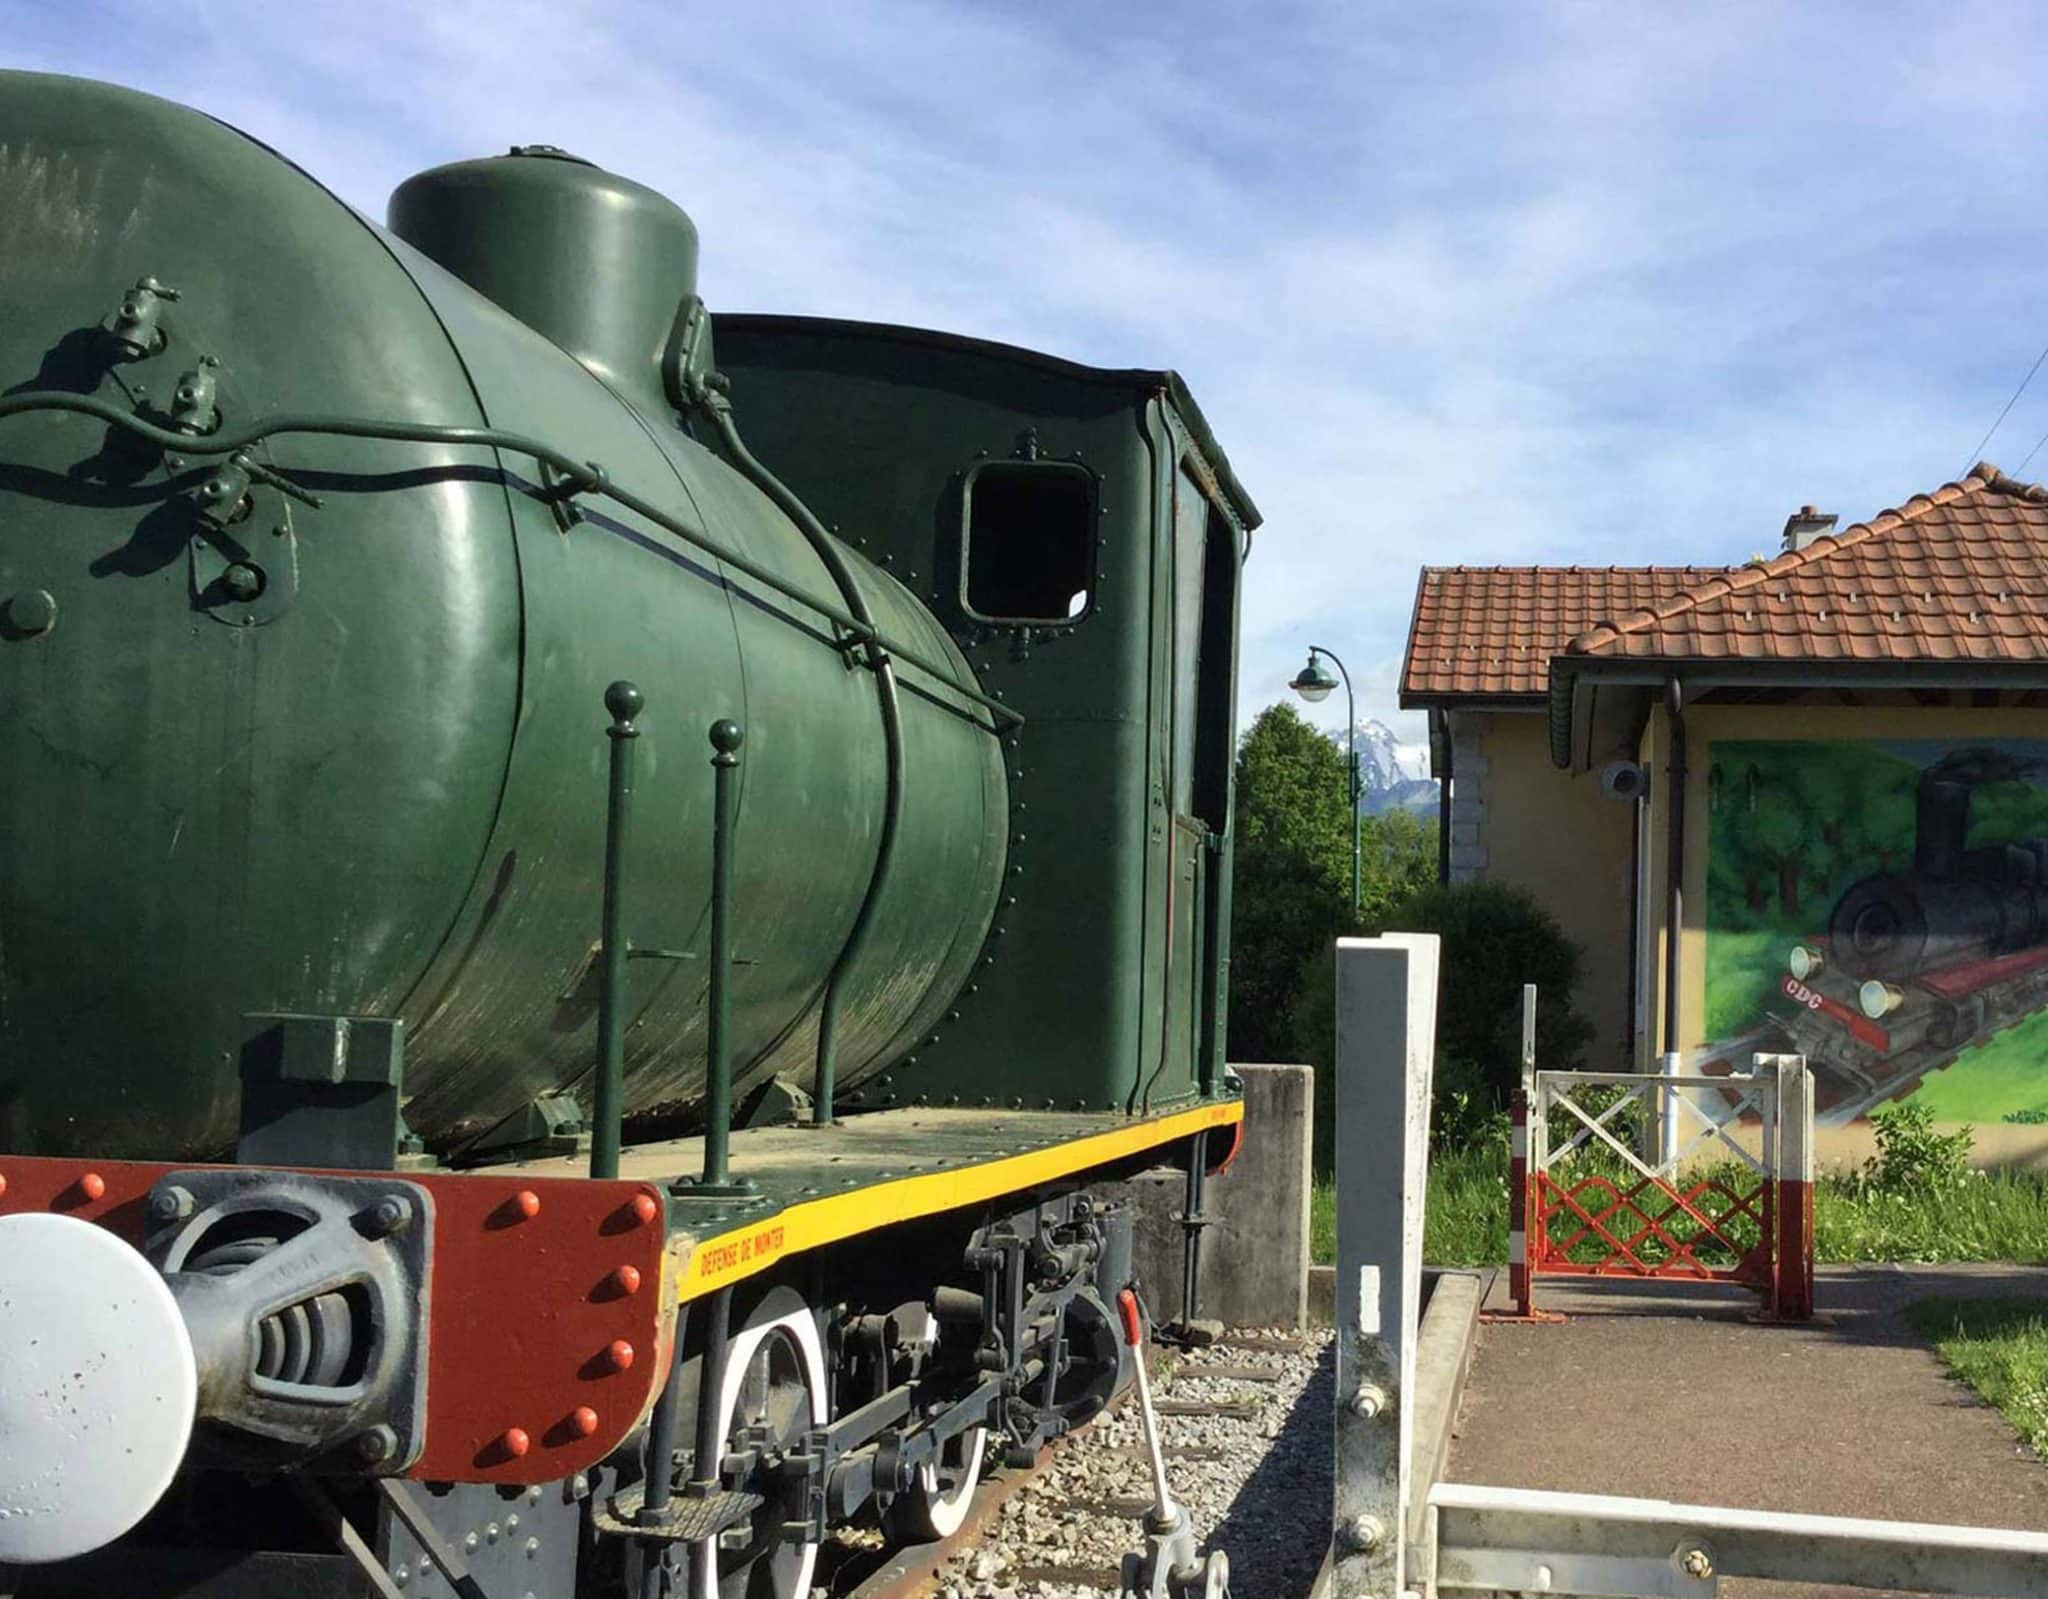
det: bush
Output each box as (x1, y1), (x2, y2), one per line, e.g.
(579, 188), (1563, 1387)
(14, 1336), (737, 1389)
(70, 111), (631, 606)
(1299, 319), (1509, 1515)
(1384, 879), (1595, 1105)
(1290, 960), (1507, 1170)
(1432, 1053), (1510, 1148)
(1861, 1099), (1974, 1194)
(1543, 1078), (1645, 1161)
(1232, 844), (1358, 1069)
(1287, 941), (1349, 1175)
(1286, 878), (1590, 1173)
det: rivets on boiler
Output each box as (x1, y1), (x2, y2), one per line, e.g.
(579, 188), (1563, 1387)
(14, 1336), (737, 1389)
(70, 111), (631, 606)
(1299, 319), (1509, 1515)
(608, 1264), (642, 1297)
(570, 1405), (600, 1437)
(3, 589), (56, 638)
(602, 1339), (635, 1373)
(628, 1192), (660, 1227)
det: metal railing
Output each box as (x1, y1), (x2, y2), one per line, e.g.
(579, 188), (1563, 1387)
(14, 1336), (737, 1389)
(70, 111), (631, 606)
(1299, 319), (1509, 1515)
(1498, 988), (1812, 1322)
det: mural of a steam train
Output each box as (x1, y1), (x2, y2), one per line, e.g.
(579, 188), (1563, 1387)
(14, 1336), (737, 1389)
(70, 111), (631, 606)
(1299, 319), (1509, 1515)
(1774, 749), (2048, 1118)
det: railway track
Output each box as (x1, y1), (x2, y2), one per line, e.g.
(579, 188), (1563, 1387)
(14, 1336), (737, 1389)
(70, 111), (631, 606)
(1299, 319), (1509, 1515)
(823, 1329), (1334, 1599)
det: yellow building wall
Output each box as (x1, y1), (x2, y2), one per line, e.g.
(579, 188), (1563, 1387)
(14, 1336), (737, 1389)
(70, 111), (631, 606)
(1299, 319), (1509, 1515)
(1457, 710), (1637, 1067)
(1636, 701), (2048, 1163)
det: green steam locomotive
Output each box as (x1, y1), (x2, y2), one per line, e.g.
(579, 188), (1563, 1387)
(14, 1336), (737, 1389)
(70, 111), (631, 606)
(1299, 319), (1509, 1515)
(0, 71), (1257, 1599)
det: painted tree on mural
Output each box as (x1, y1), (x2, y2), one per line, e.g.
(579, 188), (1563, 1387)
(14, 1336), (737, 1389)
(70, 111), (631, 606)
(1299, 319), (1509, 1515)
(1708, 742), (1927, 934)
(1750, 781), (1817, 918)
(1859, 781), (1920, 876)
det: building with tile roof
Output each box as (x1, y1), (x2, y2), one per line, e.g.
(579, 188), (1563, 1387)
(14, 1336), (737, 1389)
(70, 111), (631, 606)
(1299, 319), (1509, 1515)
(1400, 466), (2048, 1149)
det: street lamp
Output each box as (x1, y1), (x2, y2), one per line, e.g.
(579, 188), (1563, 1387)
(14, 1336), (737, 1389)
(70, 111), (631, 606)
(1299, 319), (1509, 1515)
(1289, 646), (1360, 911)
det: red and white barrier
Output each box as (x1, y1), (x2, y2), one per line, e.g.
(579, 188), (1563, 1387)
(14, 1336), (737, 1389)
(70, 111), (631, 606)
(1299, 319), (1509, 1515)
(1768, 1054), (1815, 1322)
(1498, 1051), (1815, 1324)
(1507, 1088), (1530, 1315)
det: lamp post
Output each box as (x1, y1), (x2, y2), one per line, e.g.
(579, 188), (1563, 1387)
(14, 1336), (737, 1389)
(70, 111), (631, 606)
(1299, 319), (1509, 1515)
(1290, 646), (1360, 911)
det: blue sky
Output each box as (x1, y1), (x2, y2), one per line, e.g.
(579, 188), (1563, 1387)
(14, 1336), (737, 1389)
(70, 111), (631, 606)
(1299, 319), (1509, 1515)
(13, 2), (2048, 748)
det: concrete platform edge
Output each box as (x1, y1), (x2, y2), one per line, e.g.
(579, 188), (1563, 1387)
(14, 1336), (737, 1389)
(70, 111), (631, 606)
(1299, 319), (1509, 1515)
(1406, 1269), (1489, 1582)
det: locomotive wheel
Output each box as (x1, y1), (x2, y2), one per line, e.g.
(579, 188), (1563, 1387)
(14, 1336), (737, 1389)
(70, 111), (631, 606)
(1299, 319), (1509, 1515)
(1050, 1286), (1127, 1427)
(881, 1424), (988, 1543)
(699, 1287), (828, 1599)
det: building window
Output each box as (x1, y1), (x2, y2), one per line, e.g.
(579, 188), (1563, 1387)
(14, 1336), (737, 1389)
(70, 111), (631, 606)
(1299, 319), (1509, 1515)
(960, 460), (1095, 625)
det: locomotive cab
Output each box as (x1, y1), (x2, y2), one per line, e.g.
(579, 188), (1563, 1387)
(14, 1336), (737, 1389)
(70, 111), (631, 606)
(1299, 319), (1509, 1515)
(713, 319), (1256, 1117)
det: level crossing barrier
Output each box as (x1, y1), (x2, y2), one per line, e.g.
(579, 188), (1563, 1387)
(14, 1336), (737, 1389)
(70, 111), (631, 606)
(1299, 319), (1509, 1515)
(1505, 1038), (1814, 1321)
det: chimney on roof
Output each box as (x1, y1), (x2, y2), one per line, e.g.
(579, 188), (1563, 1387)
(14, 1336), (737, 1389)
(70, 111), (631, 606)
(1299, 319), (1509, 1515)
(1781, 505), (1837, 552)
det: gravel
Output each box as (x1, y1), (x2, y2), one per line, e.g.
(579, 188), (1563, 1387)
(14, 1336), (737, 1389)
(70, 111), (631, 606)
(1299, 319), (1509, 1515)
(922, 1328), (1334, 1599)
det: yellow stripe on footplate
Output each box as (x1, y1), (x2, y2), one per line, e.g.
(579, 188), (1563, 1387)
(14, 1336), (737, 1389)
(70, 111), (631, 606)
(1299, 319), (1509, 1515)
(678, 1099), (1241, 1301)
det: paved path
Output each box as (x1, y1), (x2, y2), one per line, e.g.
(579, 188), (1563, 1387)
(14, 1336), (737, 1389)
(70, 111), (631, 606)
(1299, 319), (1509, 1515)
(1448, 1264), (2048, 1599)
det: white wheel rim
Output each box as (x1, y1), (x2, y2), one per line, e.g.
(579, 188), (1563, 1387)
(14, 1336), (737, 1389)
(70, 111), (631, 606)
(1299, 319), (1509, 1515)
(0, 1213), (197, 1564)
(911, 1426), (987, 1538)
(699, 1300), (827, 1598)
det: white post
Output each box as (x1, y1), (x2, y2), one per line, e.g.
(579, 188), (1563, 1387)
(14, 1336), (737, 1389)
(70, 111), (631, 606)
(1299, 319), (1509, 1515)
(1333, 933), (1441, 1599)
(1659, 1050), (1682, 1171)
(1755, 1052), (1815, 1322)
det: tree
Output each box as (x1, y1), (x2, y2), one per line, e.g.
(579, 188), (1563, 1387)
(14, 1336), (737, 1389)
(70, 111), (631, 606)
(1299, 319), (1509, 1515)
(1360, 805), (1438, 915)
(1228, 704), (1439, 1164)
(1233, 703), (1360, 887)
(1380, 879), (1595, 1099)
(1750, 790), (1814, 918)
(1227, 705), (1361, 1067)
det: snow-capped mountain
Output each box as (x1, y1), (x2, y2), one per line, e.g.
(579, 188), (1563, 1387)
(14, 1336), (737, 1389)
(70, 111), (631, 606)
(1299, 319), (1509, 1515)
(1334, 719), (1437, 814)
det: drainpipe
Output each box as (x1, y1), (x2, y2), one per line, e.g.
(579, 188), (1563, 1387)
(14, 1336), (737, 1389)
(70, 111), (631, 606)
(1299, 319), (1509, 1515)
(1429, 708), (1451, 886)
(1660, 678), (1687, 1169)
(1438, 771), (1452, 886)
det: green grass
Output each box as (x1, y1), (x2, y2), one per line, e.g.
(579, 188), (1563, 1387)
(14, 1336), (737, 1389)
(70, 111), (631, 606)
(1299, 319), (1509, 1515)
(1911, 1007), (2048, 1125)
(1814, 1171), (2048, 1262)
(1905, 1297), (2048, 1457)
(1311, 1141), (1510, 1270)
(1311, 1150), (2048, 1267)
(1703, 927), (1795, 1042)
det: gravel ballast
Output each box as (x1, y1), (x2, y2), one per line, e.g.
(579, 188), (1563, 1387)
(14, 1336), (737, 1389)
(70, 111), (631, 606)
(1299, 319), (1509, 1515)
(918, 1328), (1334, 1599)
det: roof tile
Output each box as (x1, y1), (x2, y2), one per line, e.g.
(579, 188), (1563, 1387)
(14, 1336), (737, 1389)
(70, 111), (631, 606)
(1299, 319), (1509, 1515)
(1400, 563), (1742, 699)
(1401, 464), (2048, 702)
(1561, 466), (2048, 671)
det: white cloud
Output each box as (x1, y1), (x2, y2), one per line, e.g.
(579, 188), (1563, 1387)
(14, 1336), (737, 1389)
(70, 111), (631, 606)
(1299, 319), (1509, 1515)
(12, 0), (2048, 752)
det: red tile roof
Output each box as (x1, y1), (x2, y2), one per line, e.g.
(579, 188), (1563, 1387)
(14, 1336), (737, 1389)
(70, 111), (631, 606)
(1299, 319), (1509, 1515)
(1401, 564), (1737, 702)
(1565, 463), (2048, 665)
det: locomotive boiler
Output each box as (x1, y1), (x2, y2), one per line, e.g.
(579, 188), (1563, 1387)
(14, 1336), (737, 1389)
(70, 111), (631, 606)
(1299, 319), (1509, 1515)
(0, 77), (1011, 1164)
(1779, 749), (2048, 1114)
(0, 71), (1257, 1599)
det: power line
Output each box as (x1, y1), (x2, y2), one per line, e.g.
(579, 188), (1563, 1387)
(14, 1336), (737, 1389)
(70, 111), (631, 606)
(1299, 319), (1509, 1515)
(1961, 337), (2048, 478)
(2016, 425), (2048, 480)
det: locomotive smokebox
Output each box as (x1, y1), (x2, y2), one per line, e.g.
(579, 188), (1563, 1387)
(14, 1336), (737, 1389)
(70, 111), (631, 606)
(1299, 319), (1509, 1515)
(390, 148), (701, 411)
(1829, 875), (1934, 978)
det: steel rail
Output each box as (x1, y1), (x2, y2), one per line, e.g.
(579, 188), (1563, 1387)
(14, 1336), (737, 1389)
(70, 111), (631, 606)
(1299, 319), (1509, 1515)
(0, 390), (1021, 731)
